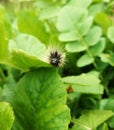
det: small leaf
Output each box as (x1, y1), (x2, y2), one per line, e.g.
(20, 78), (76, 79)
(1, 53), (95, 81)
(95, 13), (111, 35)
(59, 30), (80, 42)
(100, 52), (114, 66)
(107, 26), (114, 43)
(65, 41), (87, 52)
(72, 110), (113, 130)
(84, 26), (102, 46)
(39, 6), (60, 20)
(90, 38), (106, 56)
(77, 54), (94, 67)
(0, 102), (14, 130)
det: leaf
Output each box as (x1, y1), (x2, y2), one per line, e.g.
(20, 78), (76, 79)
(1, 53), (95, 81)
(0, 102), (14, 130)
(68, 0), (92, 8)
(8, 34), (51, 70)
(63, 73), (100, 85)
(57, 6), (93, 41)
(72, 110), (113, 130)
(12, 68), (70, 130)
(18, 10), (49, 44)
(39, 6), (60, 20)
(102, 123), (109, 130)
(107, 26), (114, 43)
(9, 33), (46, 58)
(0, 6), (12, 63)
(100, 52), (114, 66)
(57, 6), (88, 32)
(90, 38), (106, 56)
(63, 73), (103, 94)
(77, 54), (94, 67)
(84, 26), (102, 46)
(65, 41), (87, 52)
(94, 13), (111, 35)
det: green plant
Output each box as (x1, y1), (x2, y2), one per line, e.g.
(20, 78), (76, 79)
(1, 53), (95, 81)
(1, 0), (114, 130)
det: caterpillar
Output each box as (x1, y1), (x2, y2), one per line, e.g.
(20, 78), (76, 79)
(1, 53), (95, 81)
(48, 49), (65, 67)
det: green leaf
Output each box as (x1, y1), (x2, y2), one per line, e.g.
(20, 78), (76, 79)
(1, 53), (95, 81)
(0, 102), (14, 130)
(72, 110), (113, 130)
(8, 34), (51, 70)
(100, 52), (114, 66)
(94, 13), (111, 35)
(18, 10), (49, 44)
(84, 26), (102, 46)
(90, 38), (106, 56)
(57, 6), (93, 41)
(77, 54), (94, 67)
(65, 41), (87, 52)
(63, 73), (104, 94)
(102, 123), (109, 130)
(0, 6), (12, 63)
(9, 33), (46, 58)
(107, 26), (114, 43)
(39, 6), (60, 20)
(12, 68), (70, 130)
(68, 0), (92, 8)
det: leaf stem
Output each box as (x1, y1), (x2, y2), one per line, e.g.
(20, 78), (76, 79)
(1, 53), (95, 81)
(77, 31), (98, 68)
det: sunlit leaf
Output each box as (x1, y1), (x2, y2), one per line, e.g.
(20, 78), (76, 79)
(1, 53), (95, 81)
(0, 102), (14, 130)
(71, 110), (113, 130)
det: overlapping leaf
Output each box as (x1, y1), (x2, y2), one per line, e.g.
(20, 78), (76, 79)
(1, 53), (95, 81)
(0, 102), (14, 130)
(8, 34), (51, 71)
(63, 73), (103, 94)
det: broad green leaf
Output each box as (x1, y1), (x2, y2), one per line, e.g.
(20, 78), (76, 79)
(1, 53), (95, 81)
(107, 26), (114, 43)
(18, 10), (49, 44)
(63, 73), (103, 94)
(8, 34), (51, 70)
(84, 26), (102, 46)
(90, 38), (106, 56)
(9, 50), (50, 70)
(57, 6), (93, 41)
(68, 0), (92, 8)
(71, 110), (113, 130)
(9, 34), (46, 57)
(77, 54), (94, 67)
(0, 102), (14, 130)
(94, 13), (111, 35)
(12, 68), (70, 130)
(65, 41), (87, 52)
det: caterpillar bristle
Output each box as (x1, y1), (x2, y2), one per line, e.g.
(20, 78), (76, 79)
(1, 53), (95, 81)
(48, 49), (65, 67)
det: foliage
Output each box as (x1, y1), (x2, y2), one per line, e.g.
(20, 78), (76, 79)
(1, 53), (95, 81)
(0, 0), (114, 130)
